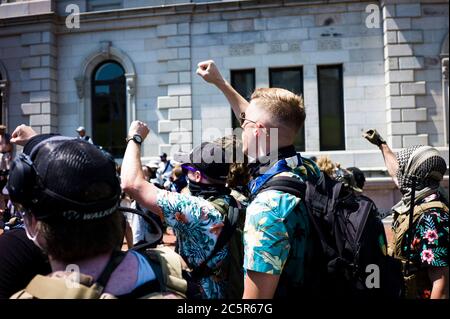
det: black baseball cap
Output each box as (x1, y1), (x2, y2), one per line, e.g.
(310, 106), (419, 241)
(175, 142), (232, 183)
(347, 167), (366, 190)
(8, 135), (121, 220)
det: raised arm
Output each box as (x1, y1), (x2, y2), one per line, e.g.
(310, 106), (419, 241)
(121, 121), (163, 218)
(363, 129), (399, 187)
(196, 60), (250, 120)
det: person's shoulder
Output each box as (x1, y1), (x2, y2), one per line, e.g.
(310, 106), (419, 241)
(249, 189), (300, 219)
(297, 156), (321, 181)
(421, 202), (449, 220)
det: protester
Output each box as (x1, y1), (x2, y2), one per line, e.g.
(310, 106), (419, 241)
(364, 129), (449, 299)
(121, 121), (244, 299)
(0, 125), (12, 210)
(6, 124), (166, 299)
(169, 164), (188, 194)
(347, 167), (366, 191)
(0, 228), (51, 299)
(197, 60), (320, 299)
(156, 153), (174, 188)
(76, 126), (93, 144)
(316, 155), (336, 178)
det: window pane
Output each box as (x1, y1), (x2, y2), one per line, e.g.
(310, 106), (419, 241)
(95, 62), (125, 81)
(230, 69), (255, 129)
(269, 67), (305, 152)
(92, 61), (126, 158)
(318, 65), (345, 151)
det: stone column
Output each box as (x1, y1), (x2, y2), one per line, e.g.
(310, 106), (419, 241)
(156, 22), (193, 156)
(382, 1), (428, 148)
(442, 57), (449, 145)
(19, 28), (58, 134)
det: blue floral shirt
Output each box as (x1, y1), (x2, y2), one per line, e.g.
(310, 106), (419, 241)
(156, 190), (232, 299)
(243, 158), (320, 281)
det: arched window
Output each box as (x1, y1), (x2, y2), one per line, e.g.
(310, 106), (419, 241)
(91, 61), (126, 158)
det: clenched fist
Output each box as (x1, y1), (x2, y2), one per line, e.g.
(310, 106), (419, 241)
(363, 129), (386, 147)
(196, 60), (225, 86)
(10, 124), (38, 146)
(128, 121), (149, 141)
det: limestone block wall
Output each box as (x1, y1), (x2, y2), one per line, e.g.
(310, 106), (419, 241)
(382, 1), (449, 148)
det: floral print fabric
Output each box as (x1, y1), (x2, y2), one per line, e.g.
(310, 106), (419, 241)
(402, 204), (449, 299)
(243, 162), (317, 278)
(156, 190), (233, 299)
(403, 206), (449, 268)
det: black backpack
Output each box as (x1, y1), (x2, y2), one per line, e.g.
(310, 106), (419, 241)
(256, 171), (404, 299)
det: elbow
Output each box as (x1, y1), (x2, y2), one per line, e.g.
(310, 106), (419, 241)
(121, 179), (141, 197)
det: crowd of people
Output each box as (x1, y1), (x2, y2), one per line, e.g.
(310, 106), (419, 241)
(0, 60), (448, 300)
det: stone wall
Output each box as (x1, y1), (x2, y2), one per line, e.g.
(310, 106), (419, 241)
(382, 1), (449, 148)
(1, 0), (448, 166)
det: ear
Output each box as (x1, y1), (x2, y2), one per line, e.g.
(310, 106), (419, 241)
(253, 123), (267, 137)
(193, 170), (202, 183)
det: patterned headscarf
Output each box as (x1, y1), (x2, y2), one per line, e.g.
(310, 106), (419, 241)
(395, 145), (447, 195)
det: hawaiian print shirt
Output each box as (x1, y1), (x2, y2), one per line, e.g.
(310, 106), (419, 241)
(402, 196), (449, 299)
(156, 190), (234, 299)
(243, 158), (320, 279)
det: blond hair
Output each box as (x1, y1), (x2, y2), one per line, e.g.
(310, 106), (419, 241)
(251, 88), (305, 133)
(317, 155), (335, 177)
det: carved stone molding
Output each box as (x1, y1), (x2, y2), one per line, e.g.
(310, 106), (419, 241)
(126, 74), (136, 97)
(74, 76), (85, 99)
(443, 58), (449, 81)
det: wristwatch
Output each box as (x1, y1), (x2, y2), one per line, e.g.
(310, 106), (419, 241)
(126, 134), (143, 145)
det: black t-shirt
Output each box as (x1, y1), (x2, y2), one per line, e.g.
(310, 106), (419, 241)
(0, 228), (51, 299)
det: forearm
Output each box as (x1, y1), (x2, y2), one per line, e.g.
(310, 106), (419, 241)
(379, 144), (399, 186)
(121, 141), (145, 191)
(243, 271), (279, 299)
(215, 80), (250, 119)
(429, 267), (449, 299)
(121, 142), (161, 213)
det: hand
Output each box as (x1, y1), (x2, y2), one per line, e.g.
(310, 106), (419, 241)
(10, 124), (38, 146)
(128, 121), (149, 141)
(363, 129), (386, 147)
(196, 60), (225, 86)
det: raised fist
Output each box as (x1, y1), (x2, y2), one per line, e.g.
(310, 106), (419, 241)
(363, 129), (386, 147)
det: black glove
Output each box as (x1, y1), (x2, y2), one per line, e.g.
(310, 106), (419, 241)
(363, 129), (386, 147)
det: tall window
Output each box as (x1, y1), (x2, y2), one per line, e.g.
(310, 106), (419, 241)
(92, 61), (126, 158)
(269, 67), (305, 151)
(230, 69), (255, 129)
(318, 65), (345, 151)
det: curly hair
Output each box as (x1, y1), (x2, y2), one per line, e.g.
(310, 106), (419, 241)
(316, 155), (336, 177)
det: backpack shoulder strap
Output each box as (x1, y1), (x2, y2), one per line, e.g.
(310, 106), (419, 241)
(256, 175), (306, 199)
(414, 201), (448, 214)
(96, 250), (127, 289)
(142, 247), (187, 298)
(391, 201), (447, 258)
(190, 196), (242, 278)
(20, 250), (126, 299)
(23, 274), (103, 299)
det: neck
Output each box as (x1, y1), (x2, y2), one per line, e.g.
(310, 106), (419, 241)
(49, 251), (112, 281)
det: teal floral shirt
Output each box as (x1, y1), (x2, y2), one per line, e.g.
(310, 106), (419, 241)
(402, 196), (449, 299)
(244, 158), (319, 281)
(156, 190), (232, 299)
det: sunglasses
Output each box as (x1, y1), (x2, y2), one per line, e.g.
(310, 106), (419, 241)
(181, 164), (201, 176)
(239, 112), (259, 128)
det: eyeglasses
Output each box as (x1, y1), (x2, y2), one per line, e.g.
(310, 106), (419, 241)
(239, 112), (259, 128)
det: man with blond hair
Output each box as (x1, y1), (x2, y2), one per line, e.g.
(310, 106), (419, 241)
(197, 60), (320, 299)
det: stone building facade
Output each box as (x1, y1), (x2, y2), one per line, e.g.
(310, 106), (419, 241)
(0, 0), (448, 209)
